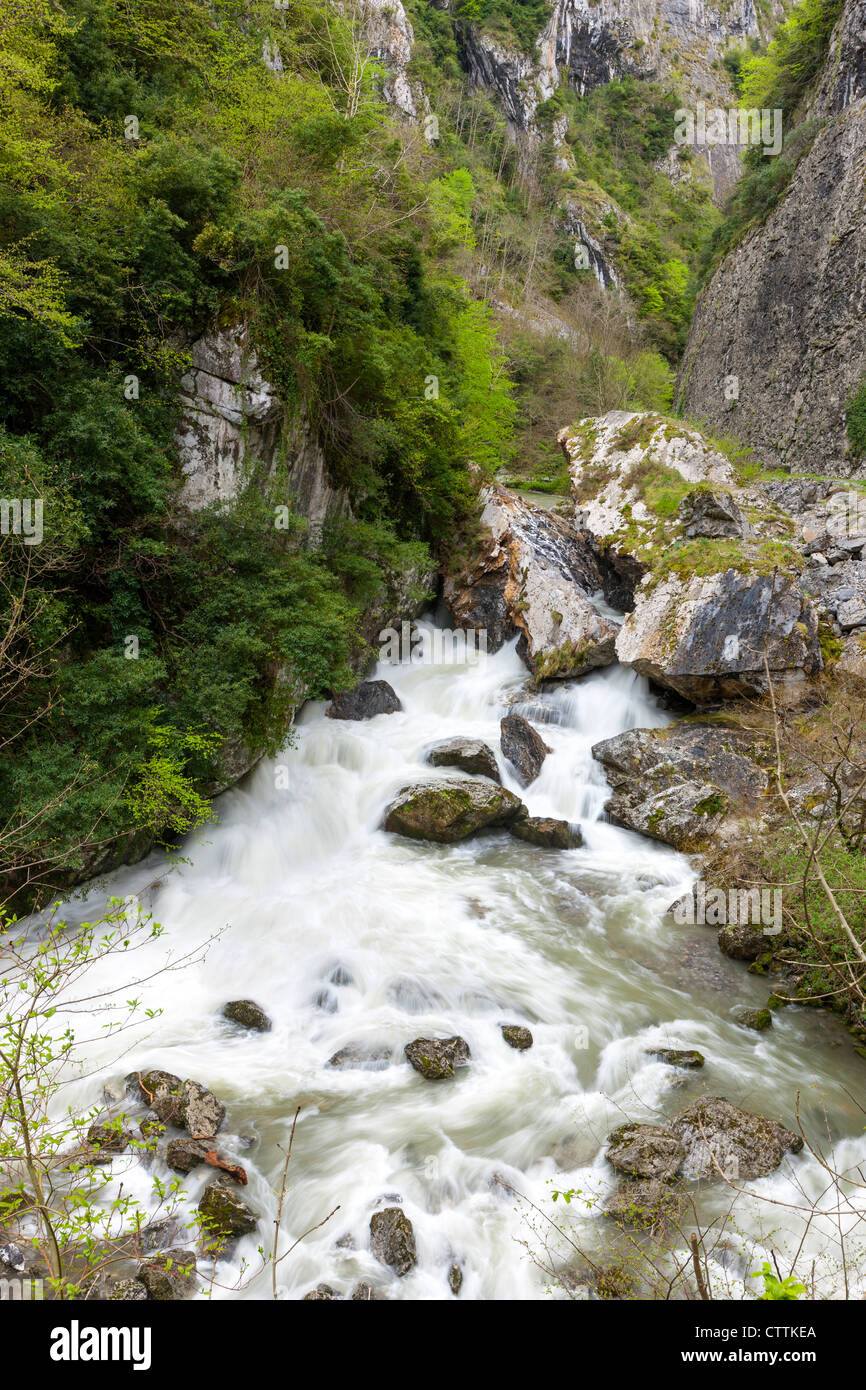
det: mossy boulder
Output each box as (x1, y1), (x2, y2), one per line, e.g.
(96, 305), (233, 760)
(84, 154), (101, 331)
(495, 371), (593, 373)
(669, 1096), (802, 1179)
(646, 1048), (705, 1069)
(369, 1207), (416, 1277)
(501, 1024), (533, 1049)
(733, 1006), (773, 1031)
(605, 1179), (687, 1233)
(221, 999), (271, 1032)
(137, 1249), (197, 1301)
(198, 1178), (257, 1243)
(606, 1122), (685, 1181)
(404, 1035), (470, 1080)
(384, 779), (526, 843)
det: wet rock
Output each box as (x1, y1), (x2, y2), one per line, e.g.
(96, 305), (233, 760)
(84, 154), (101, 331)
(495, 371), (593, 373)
(328, 964), (353, 986)
(85, 1120), (131, 1161)
(109, 1278), (148, 1301)
(222, 999), (271, 1032)
(501, 1025), (533, 1050)
(166, 1137), (213, 1174)
(140, 1112), (165, 1140)
(369, 1207), (416, 1276)
(509, 816), (582, 849)
(500, 713), (551, 786)
(326, 680), (401, 720)
(138, 1216), (180, 1255)
(592, 723), (768, 853)
(404, 1036), (470, 1080)
(327, 1043), (392, 1070)
(646, 1048), (705, 1069)
(669, 1097), (802, 1180)
(442, 483), (618, 677)
(718, 923), (779, 960)
(126, 1069), (182, 1122)
(733, 1007), (773, 1031)
(350, 1282), (382, 1300)
(303, 1284), (337, 1300)
(448, 1262), (463, 1295)
(426, 738), (500, 782)
(314, 988), (338, 1014)
(605, 1122), (685, 1181)
(198, 1178), (257, 1243)
(384, 778), (526, 843)
(605, 1180), (686, 1233)
(176, 1080), (225, 1138)
(137, 1249), (197, 1301)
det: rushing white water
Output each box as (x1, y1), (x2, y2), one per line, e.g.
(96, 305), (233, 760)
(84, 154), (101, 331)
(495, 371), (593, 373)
(54, 622), (866, 1300)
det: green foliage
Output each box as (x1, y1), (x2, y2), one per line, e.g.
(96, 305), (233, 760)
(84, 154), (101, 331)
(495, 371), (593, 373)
(454, 0), (551, 54)
(750, 1262), (806, 1300)
(739, 0), (843, 119)
(846, 377), (866, 458)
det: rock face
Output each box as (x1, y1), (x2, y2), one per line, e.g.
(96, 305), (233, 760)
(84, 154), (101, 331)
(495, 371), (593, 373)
(678, 0), (866, 475)
(326, 680), (401, 720)
(500, 712), (551, 785)
(591, 723), (768, 852)
(426, 738), (500, 782)
(356, 0), (426, 118)
(443, 484), (618, 679)
(404, 1036), (471, 1080)
(383, 779), (526, 842)
(370, 1207), (417, 1276)
(177, 326), (350, 522)
(222, 999), (271, 1032)
(560, 412), (824, 703)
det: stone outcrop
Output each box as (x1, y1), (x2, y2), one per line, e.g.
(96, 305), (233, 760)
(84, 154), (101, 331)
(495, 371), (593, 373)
(383, 779), (527, 842)
(560, 412), (824, 702)
(678, 0), (866, 475)
(591, 722), (769, 852)
(443, 483), (618, 679)
(356, 0), (426, 118)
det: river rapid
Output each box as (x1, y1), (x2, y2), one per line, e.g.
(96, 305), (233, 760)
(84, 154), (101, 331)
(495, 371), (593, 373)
(56, 621), (866, 1300)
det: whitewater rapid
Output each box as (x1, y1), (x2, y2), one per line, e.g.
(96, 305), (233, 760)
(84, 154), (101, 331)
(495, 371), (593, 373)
(56, 623), (866, 1299)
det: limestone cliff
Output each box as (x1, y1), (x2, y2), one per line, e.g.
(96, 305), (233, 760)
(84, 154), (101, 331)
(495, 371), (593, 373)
(677, 0), (866, 476)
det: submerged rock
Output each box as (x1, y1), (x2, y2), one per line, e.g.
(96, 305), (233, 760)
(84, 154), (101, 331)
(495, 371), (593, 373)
(327, 1043), (392, 1070)
(500, 712), (551, 786)
(426, 737), (500, 782)
(509, 816), (582, 849)
(222, 999), (271, 1032)
(404, 1036), (470, 1080)
(369, 1207), (417, 1276)
(326, 680), (401, 720)
(501, 1025), (533, 1050)
(384, 778), (526, 842)
(646, 1048), (705, 1069)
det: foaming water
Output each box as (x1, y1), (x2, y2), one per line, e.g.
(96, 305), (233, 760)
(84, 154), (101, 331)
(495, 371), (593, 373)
(50, 622), (866, 1299)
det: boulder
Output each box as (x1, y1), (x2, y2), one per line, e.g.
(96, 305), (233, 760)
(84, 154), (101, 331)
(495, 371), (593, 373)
(500, 713), (551, 786)
(733, 1007), (773, 1031)
(668, 1097), (802, 1180)
(605, 1122), (685, 1182)
(175, 1080), (225, 1138)
(404, 1036), (470, 1080)
(85, 1120), (131, 1162)
(509, 816), (582, 849)
(326, 680), (401, 720)
(591, 723), (768, 853)
(718, 923), (777, 961)
(442, 483), (618, 678)
(303, 1284), (337, 1300)
(221, 999), (271, 1032)
(646, 1048), (705, 1069)
(350, 1283), (382, 1300)
(198, 1178), (257, 1242)
(426, 738), (500, 782)
(165, 1137), (213, 1174)
(137, 1249), (197, 1301)
(109, 1278), (148, 1301)
(448, 1263), (463, 1295)
(327, 1043), (392, 1070)
(605, 1179), (686, 1233)
(384, 779), (526, 843)
(369, 1207), (417, 1276)
(501, 1025), (533, 1050)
